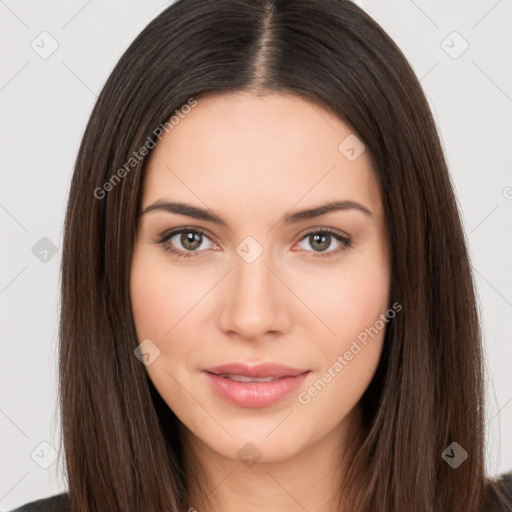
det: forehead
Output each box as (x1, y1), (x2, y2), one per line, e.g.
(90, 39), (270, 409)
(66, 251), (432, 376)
(142, 91), (383, 222)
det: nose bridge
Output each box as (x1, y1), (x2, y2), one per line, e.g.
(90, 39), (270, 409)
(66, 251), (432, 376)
(219, 238), (289, 338)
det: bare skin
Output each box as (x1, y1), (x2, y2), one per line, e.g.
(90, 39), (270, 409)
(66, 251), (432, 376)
(130, 91), (391, 512)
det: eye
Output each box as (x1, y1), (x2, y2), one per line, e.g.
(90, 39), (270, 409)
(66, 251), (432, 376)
(154, 228), (217, 259)
(154, 226), (352, 260)
(295, 228), (352, 257)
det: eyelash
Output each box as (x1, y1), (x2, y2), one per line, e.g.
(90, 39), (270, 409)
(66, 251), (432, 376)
(154, 227), (352, 260)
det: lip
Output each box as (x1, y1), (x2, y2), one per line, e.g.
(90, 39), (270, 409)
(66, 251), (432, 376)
(202, 362), (311, 408)
(203, 362), (309, 378)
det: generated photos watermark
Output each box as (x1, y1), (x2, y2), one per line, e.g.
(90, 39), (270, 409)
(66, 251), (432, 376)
(93, 97), (198, 200)
(297, 301), (402, 405)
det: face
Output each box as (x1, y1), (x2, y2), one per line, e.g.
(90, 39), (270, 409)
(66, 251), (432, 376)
(130, 91), (391, 464)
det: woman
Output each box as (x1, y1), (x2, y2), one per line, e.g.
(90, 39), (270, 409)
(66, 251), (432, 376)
(12, 0), (512, 510)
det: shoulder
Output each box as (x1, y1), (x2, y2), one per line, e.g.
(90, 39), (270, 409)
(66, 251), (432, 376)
(6, 475), (512, 511)
(482, 469), (512, 512)
(8, 492), (70, 512)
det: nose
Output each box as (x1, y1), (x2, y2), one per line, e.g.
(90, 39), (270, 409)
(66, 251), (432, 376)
(217, 247), (292, 341)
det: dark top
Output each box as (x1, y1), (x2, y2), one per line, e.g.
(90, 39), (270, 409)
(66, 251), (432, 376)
(9, 492), (69, 512)
(9, 470), (512, 511)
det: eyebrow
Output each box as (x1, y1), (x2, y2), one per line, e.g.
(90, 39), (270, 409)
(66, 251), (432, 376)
(141, 199), (373, 226)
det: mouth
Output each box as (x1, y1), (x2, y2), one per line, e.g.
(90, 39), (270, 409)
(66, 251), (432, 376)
(202, 362), (311, 408)
(210, 374), (288, 383)
(203, 361), (310, 378)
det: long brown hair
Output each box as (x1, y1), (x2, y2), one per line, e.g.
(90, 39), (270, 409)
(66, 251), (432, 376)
(58, 0), (509, 510)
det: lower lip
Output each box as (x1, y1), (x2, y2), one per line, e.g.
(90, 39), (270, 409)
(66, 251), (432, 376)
(203, 371), (310, 408)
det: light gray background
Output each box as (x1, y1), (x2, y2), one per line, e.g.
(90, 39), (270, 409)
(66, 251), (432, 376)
(1, 0), (511, 508)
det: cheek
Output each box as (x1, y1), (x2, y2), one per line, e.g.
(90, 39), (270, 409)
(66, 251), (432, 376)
(335, 266), (389, 333)
(130, 247), (200, 413)
(308, 254), (390, 344)
(130, 247), (203, 341)
(130, 255), (170, 340)
(297, 265), (389, 428)
(305, 238), (390, 383)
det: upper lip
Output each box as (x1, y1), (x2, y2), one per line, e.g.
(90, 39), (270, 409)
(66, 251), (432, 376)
(203, 362), (310, 378)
